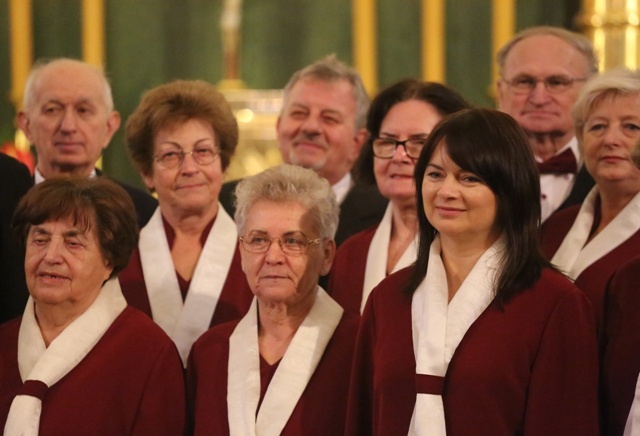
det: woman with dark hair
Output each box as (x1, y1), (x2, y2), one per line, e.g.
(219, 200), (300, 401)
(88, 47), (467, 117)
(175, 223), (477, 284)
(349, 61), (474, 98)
(345, 108), (598, 435)
(119, 80), (253, 366)
(0, 177), (184, 434)
(329, 79), (469, 314)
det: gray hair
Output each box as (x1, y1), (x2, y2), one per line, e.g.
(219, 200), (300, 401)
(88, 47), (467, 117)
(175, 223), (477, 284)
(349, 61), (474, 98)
(282, 54), (370, 130)
(234, 164), (339, 239)
(23, 58), (115, 111)
(573, 67), (640, 133)
(496, 26), (599, 77)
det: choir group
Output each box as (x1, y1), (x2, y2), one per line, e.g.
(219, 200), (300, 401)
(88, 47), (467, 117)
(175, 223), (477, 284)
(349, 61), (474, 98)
(1, 25), (640, 436)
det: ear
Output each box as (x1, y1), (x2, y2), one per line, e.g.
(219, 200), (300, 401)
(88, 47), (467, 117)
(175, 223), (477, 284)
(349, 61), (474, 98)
(496, 80), (507, 110)
(141, 171), (155, 191)
(351, 128), (369, 161)
(101, 111), (121, 150)
(319, 239), (336, 276)
(16, 111), (33, 142)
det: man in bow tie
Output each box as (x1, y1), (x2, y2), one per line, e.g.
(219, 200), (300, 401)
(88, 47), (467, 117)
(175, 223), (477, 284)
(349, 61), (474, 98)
(497, 26), (598, 222)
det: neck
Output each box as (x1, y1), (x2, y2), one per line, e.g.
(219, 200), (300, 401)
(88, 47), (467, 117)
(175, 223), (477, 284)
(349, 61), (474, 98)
(597, 183), (640, 230)
(34, 301), (90, 347)
(527, 131), (573, 161)
(439, 233), (498, 302)
(38, 163), (93, 179)
(161, 203), (219, 236)
(319, 168), (349, 187)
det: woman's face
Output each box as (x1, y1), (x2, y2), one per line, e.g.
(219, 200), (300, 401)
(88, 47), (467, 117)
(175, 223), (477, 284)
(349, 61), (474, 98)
(582, 93), (640, 191)
(239, 200), (334, 308)
(143, 118), (223, 217)
(25, 216), (113, 315)
(374, 100), (443, 207)
(422, 144), (499, 248)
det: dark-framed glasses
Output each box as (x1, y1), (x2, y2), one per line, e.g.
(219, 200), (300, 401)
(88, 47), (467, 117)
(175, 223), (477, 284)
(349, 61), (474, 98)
(239, 232), (322, 256)
(154, 147), (219, 168)
(372, 137), (427, 159)
(501, 75), (588, 94)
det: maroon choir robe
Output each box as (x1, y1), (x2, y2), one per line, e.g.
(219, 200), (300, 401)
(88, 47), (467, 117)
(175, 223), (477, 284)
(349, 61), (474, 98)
(541, 205), (640, 332)
(186, 314), (359, 435)
(601, 256), (640, 436)
(119, 245), (253, 327)
(345, 267), (599, 435)
(0, 307), (185, 435)
(328, 226), (375, 314)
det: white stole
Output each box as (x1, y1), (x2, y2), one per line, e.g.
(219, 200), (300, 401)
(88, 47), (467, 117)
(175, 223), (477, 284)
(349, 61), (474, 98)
(625, 373), (640, 436)
(136, 205), (237, 365)
(551, 188), (640, 280)
(227, 287), (343, 436)
(409, 236), (503, 436)
(361, 203), (418, 313)
(4, 278), (126, 436)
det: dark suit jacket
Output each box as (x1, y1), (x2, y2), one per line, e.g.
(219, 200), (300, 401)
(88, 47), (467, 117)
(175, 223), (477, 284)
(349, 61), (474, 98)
(219, 178), (388, 247)
(0, 154), (33, 323)
(95, 169), (158, 228)
(558, 166), (595, 211)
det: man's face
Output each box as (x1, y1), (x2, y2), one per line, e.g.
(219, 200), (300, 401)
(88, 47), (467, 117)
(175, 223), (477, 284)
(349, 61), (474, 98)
(17, 61), (121, 178)
(276, 78), (366, 185)
(497, 35), (590, 142)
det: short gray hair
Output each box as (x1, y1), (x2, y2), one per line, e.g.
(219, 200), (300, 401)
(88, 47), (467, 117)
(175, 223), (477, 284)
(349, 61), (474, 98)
(234, 164), (339, 239)
(496, 26), (599, 77)
(282, 54), (369, 130)
(573, 68), (640, 133)
(23, 58), (115, 111)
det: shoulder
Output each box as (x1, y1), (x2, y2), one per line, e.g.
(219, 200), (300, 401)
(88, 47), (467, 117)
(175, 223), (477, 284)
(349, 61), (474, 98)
(514, 268), (592, 312)
(192, 319), (239, 353)
(342, 184), (388, 208)
(367, 266), (414, 307)
(110, 307), (176, 351)
(219, 179), (242, 217)
(335, 226), (377, 254)
(542, 204), (580, 232)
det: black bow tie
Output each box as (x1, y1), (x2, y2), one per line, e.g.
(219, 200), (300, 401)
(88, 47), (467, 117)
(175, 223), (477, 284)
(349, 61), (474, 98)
(537, 148), (578, 175)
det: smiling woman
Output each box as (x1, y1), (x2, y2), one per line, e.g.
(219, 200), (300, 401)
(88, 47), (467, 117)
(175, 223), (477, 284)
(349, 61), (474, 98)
(0, 177), (185, 435)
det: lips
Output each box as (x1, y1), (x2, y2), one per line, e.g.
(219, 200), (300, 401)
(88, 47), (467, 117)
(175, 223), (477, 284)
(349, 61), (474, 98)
(37, 271), (70, 282)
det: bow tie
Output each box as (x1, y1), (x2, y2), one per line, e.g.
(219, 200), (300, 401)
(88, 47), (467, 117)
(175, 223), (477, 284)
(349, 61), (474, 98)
(537, 148), (578, 175)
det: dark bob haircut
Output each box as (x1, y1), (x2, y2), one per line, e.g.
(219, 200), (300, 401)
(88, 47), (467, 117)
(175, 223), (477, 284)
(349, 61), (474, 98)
(125, 79), (238, 177)
(12, 177), (139, 280)
(354, 78), (470, 185)
(407, 108), (552, 305)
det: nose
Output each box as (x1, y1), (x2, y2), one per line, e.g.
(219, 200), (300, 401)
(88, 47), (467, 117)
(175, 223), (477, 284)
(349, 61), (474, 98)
(528, 81), (551, 104)
(437, 175), (459, 198)
(59, 108), (78, 132)
(264, 239), (286, 263)
(43, 239), (64, 264)
(179, 151), (199, 173)
(300, 116), (321, 135)
(391, 143), (411, 162)
(602, 126), (623, 147)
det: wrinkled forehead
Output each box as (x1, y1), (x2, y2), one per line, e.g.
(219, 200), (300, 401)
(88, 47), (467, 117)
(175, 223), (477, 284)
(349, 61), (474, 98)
(503, 35), (589, 77)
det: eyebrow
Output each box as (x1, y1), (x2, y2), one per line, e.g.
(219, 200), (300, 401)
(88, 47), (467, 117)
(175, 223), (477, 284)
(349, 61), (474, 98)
(159, 138), (215, 148)
(31, 226), (86, 238)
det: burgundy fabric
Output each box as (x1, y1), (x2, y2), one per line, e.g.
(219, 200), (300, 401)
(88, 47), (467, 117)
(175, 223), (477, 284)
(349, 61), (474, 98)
(345, 267), (599, 436)
(118, 225), (253, 328)
(0, 307), (185, 435)
(18, 380), (48, 401)
(601, 256), (640, 436)
(541, 203), (640, 334)
(537, 148), (578, 174)
(415, 374), (445, 396)
(327, 226), (377, 314)
(186, 312), (359, 436)
(258, 356), (280, 412)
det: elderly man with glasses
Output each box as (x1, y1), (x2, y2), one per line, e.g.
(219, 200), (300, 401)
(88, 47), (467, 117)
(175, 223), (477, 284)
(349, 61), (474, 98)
(497, 26), (599, 222)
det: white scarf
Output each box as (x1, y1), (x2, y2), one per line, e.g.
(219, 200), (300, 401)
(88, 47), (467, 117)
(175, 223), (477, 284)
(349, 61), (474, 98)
(4, 278), (126, 436)
(227, 287), (343, 436)
(361, 203), (418, 313)
(409, 236), (503, 436)
(551, 187), (640, 280)
(136, 205), (237, 365)
(625, 373), (640, 436)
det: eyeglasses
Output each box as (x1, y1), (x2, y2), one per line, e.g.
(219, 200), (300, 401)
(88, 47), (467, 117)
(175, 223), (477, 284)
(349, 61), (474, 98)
(501, 75), (588, 94)
(372, 137), (427, 159)
(239, 232), (322, 256)
(154, 147), (219, 169)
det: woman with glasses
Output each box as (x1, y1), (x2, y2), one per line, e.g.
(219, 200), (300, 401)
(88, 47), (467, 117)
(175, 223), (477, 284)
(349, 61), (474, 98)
(541, 68), (640, 335)
(328, 79), (469, 314)
(118, 80), (253, 366)
(346, 108), (598, 435)
(187, 164), (359, 435)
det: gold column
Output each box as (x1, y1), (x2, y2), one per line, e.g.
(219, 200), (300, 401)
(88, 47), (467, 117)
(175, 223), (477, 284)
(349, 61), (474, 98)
(579, 0), (640, 70)
(422, 0), (445, 82)
(352, 0), (378, 95)
(491, 0), (515, 85)
(82, 0), (105, 68)
(9, 0), (32, 111)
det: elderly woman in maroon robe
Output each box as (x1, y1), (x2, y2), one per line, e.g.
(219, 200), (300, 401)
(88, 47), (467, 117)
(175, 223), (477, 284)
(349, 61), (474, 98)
(329, 79), (469, 314)
(187, 164), (359, 435)
(541, 68), (640, 333)
(0, 177), (185, 435)
(346, 108), (598, 435)
(119, 80), (253, 366)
